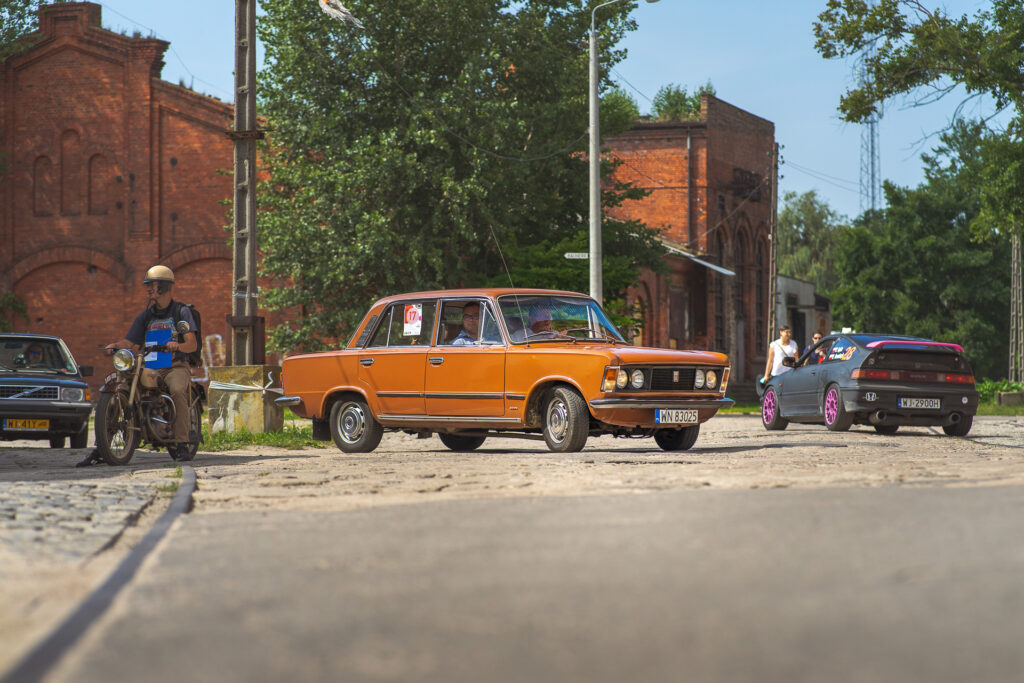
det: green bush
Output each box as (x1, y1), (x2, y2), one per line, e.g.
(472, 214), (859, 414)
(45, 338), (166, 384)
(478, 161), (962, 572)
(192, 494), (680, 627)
(976, 379), (1024, 404)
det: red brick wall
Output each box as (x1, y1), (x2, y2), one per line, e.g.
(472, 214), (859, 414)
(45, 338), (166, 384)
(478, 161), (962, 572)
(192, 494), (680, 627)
(605, 96), (776, 381)
(0, 2), (279, 393)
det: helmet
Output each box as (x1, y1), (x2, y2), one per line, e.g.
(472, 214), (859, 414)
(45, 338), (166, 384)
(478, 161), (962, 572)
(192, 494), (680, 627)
(143, 265), (175, 284)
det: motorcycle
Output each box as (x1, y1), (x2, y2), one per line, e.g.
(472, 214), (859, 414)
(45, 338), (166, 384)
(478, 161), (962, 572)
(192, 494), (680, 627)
(95, 321), (207, 465)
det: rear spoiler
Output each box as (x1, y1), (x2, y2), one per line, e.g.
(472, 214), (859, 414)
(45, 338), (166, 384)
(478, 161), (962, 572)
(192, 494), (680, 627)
(865, 340), (963, 353)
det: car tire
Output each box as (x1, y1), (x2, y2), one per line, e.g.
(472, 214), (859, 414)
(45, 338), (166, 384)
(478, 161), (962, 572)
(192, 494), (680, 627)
(942, 415), (973, 437)
(438, 433), (487, 451)
(823, 384), (853, 432)
(49, 436), (66, 449)
(873, 424), (899, 435)
(654, 425), (699, 451)
(761, 387), (789, 431)
(330, 397), (383, 453)
(70, 423), (89, 449)
(542, 386), (589, 453)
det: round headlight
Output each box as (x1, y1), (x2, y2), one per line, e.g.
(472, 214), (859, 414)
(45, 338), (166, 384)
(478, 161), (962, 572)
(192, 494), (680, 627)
(113, 348), (135, 372)
(61, 387), (84, 402)
(694, 369), (705, 389)
(616, 369), (628, 389)
(630, 369), (645, 389)
(706, 370), (718, 389)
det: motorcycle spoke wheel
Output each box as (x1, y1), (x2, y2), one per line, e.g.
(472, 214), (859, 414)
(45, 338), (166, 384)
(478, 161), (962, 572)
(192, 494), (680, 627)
(96, 391), (140, 466)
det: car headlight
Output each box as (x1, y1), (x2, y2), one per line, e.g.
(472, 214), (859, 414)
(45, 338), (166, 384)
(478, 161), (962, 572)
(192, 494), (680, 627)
(630, 369), (645, 389)
(694, 369), (705, 389)
(706, 370), (718, 389)
(61, 387), (84, 402)
(113, 348), (135, 371)
(616, 369), (628, 389)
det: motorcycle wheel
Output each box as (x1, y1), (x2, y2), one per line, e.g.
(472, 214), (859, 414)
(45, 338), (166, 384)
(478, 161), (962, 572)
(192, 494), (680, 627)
(96, 390), (140, 466)
(169, 399), (203, 462)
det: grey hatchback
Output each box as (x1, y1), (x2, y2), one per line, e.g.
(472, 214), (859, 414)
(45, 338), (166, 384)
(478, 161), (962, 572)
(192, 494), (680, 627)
(0, 333), (93, 448)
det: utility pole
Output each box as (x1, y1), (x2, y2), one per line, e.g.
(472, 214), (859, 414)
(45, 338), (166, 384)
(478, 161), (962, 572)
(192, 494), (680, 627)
(767, 143), (779, 350)
(228, 0), (264, 365)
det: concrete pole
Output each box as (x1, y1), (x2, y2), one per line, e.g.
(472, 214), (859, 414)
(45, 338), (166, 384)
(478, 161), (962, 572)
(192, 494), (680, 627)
(767, 143), (779, 350)
(231, 0), (261, 366)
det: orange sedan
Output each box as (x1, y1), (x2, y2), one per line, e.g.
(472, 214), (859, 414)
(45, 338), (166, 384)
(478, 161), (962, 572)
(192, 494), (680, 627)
(277, 289), (732, 453)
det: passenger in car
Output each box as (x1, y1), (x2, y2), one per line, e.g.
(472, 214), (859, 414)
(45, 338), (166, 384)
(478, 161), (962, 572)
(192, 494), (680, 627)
(528, 306), (557, 338)
(451, 303), (481, 345)
(506, 316), (526, 341)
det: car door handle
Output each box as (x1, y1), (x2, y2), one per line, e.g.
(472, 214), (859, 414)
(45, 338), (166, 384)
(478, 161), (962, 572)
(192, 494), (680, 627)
(360, 358), (374, 366)
(428, 357), (444, 365)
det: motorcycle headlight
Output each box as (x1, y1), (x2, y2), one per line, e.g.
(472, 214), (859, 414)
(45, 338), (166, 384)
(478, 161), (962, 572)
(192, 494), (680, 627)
(61, 387), (84, 402)
(706, 370), (718, 389)
(616, 369), (628, 389)
(694, 369), (705, 389)
(630, 369), (645, 389)
(113, 348), (135, 372)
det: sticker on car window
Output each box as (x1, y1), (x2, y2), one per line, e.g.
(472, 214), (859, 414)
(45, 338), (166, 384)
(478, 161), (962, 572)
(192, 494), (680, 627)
(403, 304), (422, 336)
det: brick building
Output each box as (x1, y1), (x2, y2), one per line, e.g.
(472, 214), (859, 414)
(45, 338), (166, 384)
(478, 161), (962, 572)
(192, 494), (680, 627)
(605, 96), (776, 383)
(1, 2), (238, 391)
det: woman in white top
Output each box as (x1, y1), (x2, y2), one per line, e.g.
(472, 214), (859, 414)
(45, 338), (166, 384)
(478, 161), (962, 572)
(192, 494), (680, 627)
(763, 325), (798, 382)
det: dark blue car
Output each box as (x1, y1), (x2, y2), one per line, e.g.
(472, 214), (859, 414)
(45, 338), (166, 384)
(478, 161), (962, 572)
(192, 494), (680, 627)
(0, 333), (94, 448)
(760, 334), (978, 436)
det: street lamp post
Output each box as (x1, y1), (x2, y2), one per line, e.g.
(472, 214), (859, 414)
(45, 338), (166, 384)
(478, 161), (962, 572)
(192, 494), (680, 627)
(589, 0), (659, 303)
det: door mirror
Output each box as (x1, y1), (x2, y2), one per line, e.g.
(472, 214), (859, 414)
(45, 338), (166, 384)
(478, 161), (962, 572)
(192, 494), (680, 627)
(782, 356), (796, 368)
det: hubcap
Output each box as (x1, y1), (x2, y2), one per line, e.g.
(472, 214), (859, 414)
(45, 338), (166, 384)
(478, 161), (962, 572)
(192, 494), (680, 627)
(339, 403), (366, 443)
(546, 398), (568, 443)
(825, 389), (838, 423)
(763, 390), (776, 423)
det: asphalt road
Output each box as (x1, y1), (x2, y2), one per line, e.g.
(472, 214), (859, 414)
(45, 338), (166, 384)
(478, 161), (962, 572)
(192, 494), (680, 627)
(52, 482), (1024, 683)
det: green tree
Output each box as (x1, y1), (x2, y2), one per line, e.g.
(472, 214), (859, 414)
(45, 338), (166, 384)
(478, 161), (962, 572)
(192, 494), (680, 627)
(650, 81), (714, 121)
(0, 291), (27, 332)
(831, 123), (1011, 378)
(0, 0), (39, 62)
(776, 189), (850, 294)
(257, 0), (665, 351)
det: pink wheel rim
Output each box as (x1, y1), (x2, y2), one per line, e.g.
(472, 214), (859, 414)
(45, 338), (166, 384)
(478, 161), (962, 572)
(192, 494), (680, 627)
(824, 388), (839, 424)
(762, 389), (777, 424)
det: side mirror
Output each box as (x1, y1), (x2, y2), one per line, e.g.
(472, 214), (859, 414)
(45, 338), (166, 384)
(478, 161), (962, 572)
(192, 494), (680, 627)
(79, 365), (94, 377)
(782, 357), (796, 368)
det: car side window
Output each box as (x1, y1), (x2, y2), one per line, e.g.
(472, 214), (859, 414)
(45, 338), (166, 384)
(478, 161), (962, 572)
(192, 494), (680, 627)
(825, 337), (855, 363)
(367, 302), (436, 347)
(437, 300), (502, 346)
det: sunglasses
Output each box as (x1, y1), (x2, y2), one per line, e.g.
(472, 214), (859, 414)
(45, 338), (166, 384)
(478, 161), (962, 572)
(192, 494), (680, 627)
(813, 336), (822, 341)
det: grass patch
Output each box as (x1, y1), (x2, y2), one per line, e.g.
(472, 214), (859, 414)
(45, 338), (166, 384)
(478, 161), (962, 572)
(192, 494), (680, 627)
(156, 481), (179, 493)
(201, 423), (329, 452)
(977, 403), (1024, 417)
(721, 402), (761, 414)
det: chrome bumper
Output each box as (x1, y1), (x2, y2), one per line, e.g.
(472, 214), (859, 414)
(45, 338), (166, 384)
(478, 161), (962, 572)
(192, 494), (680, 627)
(274, 395), (302, 407)
(589, 397), (734, 410)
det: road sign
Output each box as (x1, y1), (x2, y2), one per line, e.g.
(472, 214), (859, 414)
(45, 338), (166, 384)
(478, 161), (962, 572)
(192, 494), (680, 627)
(563, 252), (590, 260)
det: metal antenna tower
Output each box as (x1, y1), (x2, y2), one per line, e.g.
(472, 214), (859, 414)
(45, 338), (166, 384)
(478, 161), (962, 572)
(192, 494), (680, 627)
(858, 48), (882, 214)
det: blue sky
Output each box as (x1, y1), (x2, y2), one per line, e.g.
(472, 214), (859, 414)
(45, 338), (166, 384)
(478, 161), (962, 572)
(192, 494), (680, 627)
(90, 0), (999, 221)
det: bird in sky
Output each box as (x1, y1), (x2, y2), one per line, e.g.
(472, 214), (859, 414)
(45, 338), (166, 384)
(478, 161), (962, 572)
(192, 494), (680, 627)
(319, 0), (365, 29)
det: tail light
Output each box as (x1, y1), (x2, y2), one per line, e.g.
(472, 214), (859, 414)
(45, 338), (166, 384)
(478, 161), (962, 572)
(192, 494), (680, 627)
(852, 368), (974, 384)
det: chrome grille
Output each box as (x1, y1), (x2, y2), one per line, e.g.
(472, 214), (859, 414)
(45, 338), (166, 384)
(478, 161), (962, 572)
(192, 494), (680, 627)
(0, 385), (59, 400)
(650, 368), (697, 391)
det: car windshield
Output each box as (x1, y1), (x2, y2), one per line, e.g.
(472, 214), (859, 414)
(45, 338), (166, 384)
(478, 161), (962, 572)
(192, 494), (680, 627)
(497, 294), (627, 344)
(0, 337), (78, 374)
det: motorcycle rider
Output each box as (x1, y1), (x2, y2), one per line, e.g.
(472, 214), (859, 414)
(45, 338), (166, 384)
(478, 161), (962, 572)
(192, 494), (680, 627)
(104, 265), (198, 461)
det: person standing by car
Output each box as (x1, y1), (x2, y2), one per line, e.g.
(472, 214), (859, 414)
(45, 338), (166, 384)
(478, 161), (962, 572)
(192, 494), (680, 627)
(763, 325), (798, 383)
(105, 265), (198, 460)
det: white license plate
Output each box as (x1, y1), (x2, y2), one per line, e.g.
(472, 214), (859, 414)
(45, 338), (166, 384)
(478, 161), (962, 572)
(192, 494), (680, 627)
(898, 398), (941, 410)
(655, 409), (698, 424)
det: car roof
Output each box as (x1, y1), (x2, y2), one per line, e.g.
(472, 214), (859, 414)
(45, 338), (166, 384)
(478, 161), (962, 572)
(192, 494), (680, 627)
(0, 333), (64, 341)
(848, 333), (936, 345)
(373, 288), (591, 306)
